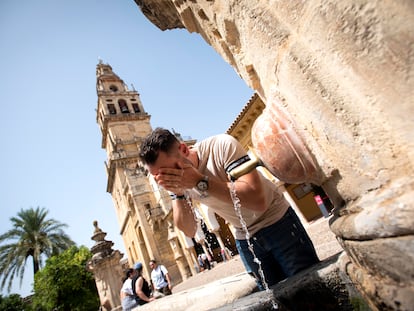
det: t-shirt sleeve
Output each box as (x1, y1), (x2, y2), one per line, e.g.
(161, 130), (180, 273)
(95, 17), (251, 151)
(215, 134), (249, 170)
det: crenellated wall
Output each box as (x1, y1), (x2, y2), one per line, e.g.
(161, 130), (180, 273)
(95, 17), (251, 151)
(133, 1), (414, 310)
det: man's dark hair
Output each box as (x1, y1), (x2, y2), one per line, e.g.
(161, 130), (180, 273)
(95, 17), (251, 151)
(139, 128), (180, 164)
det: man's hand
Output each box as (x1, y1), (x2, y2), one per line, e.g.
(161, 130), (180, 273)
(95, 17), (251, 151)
(155, 161), (201, 194)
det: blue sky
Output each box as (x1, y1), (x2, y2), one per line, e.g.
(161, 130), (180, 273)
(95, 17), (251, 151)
(0, 0), (252, 297)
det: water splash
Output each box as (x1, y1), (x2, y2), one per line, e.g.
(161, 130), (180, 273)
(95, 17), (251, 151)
(183, 193), (215, 266)
(182, 192), (200, 235)
(229, 181), (279, 310)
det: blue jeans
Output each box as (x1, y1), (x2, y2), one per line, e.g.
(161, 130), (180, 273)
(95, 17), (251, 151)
(236, 207), (319, 290)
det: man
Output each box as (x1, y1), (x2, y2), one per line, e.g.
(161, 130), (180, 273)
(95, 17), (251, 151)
(132, 262), (154, 305)
(149, 259), (172, 297)
(200, 253), (211, 270)
(139, 128), (319, 290)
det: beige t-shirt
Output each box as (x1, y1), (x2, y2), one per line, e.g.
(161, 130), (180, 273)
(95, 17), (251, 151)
(188, 134), (289, 240)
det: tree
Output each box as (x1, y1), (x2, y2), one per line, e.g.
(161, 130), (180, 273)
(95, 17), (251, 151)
(32, 246), (100, 311)
(0, 293), (32, 311)
(0, 207), (75, 292)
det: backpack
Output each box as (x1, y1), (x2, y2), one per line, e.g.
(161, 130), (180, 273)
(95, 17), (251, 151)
(160, 267), (167, 282)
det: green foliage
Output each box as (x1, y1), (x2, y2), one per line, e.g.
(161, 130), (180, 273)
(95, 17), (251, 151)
(350, 296), (372, 311)
(0, 293), (32, 311)
(32, 245), (100, 311)
(0, 207), (75, 292)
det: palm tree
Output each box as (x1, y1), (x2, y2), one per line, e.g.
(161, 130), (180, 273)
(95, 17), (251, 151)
(0, 207), (75, 292)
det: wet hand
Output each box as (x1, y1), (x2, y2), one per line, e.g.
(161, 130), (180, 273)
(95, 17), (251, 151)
(156, 162), (199, 193)
(155, 167), (184, 193)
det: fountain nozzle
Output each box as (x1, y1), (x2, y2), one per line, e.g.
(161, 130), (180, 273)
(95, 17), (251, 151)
(227, 149), (264, 181)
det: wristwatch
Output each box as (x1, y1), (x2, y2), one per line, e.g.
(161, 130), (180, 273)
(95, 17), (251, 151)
(196, 175), (209, 197)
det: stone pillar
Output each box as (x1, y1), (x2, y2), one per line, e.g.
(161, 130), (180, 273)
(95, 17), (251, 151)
(178, 233), (199, 275)
(133, 1), (414, 310)
(87, 221), (124, 311)
(167, 220), (191, 280)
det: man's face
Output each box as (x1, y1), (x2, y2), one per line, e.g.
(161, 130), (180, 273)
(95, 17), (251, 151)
(146, 146), (183, 177)
(149, 261), (156, 269)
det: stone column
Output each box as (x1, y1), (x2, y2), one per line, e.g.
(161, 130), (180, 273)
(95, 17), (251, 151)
(87, 221), (124, 311)
(167, 220), (191, 280)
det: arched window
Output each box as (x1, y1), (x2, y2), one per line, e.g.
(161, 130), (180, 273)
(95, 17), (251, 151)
(118, 99), (129, 113)
(107, 104), (116, 115)
(132, 103), (141, 113)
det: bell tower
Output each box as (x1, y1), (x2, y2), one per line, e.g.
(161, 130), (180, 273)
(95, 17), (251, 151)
(95, 61), (192, 289)
(96, 60), (151, 171)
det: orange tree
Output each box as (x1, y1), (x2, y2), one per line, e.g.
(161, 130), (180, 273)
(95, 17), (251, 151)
(32, 245), (99, 311)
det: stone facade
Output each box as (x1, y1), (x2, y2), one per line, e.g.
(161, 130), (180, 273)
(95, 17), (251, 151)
(133, 1), (414, 310)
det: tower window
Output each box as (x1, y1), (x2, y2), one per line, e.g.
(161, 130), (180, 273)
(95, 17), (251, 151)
(132, 104), (141, 113)
(107, 104), (116, 115)
(118, 99), (129, 113)
(109, 85), (118, 92)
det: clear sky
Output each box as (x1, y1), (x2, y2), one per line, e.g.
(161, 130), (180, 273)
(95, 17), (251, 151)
(0, 0), (252, 297)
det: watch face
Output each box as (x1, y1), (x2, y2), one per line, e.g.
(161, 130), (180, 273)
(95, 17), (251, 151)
(197, 180), (208, 191)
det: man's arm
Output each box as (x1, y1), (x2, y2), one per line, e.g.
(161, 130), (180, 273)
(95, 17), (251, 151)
(135, 277), (154, 302)
(224, 169), (268, 212)
(185, 166), (268, 213)
(172, 198), (197, 237)
(161, 164), (268, 214)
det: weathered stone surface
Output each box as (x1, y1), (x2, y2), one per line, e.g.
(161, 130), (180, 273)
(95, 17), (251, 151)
(344, 257), (414, 311)
(330, 178), (414, 240)
(134, 0), (184, 30)
(342, 236), (414, 284)
(216, 253), (368, 311)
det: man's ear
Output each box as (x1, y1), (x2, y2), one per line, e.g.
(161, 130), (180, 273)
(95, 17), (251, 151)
(178, 143), (189, 156)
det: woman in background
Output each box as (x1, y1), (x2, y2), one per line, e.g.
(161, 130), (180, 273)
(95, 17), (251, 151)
(120, 268), (139, 311)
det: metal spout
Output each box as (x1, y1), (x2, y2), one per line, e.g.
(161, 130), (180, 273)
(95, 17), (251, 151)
(228, 149), (264, 181)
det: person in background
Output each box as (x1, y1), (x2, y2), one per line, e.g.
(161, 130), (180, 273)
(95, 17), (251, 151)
(201, 253), (211, 270)
(149, 259), (172, 297)
(120, 268), (139, 311)
(197, 254), (204, 271)
(220, 248), (227, 262)
(138, 128), (320, 290)
(132, 262), (155, 305)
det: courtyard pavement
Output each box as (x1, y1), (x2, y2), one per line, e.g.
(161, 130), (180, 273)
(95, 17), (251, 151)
(133, 216), (344, 311)
(134, 255), (258, 310)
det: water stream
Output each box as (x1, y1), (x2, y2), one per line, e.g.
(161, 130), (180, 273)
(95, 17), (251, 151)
(183, 185), (278, 309)
(229, 181), (279, 310)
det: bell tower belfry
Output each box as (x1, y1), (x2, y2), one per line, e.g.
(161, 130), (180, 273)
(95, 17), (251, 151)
(96, 61), (151, 161)
(95, 61), (193, 292)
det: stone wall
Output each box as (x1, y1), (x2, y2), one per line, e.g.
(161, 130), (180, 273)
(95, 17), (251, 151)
(132, 1), (414, 310)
